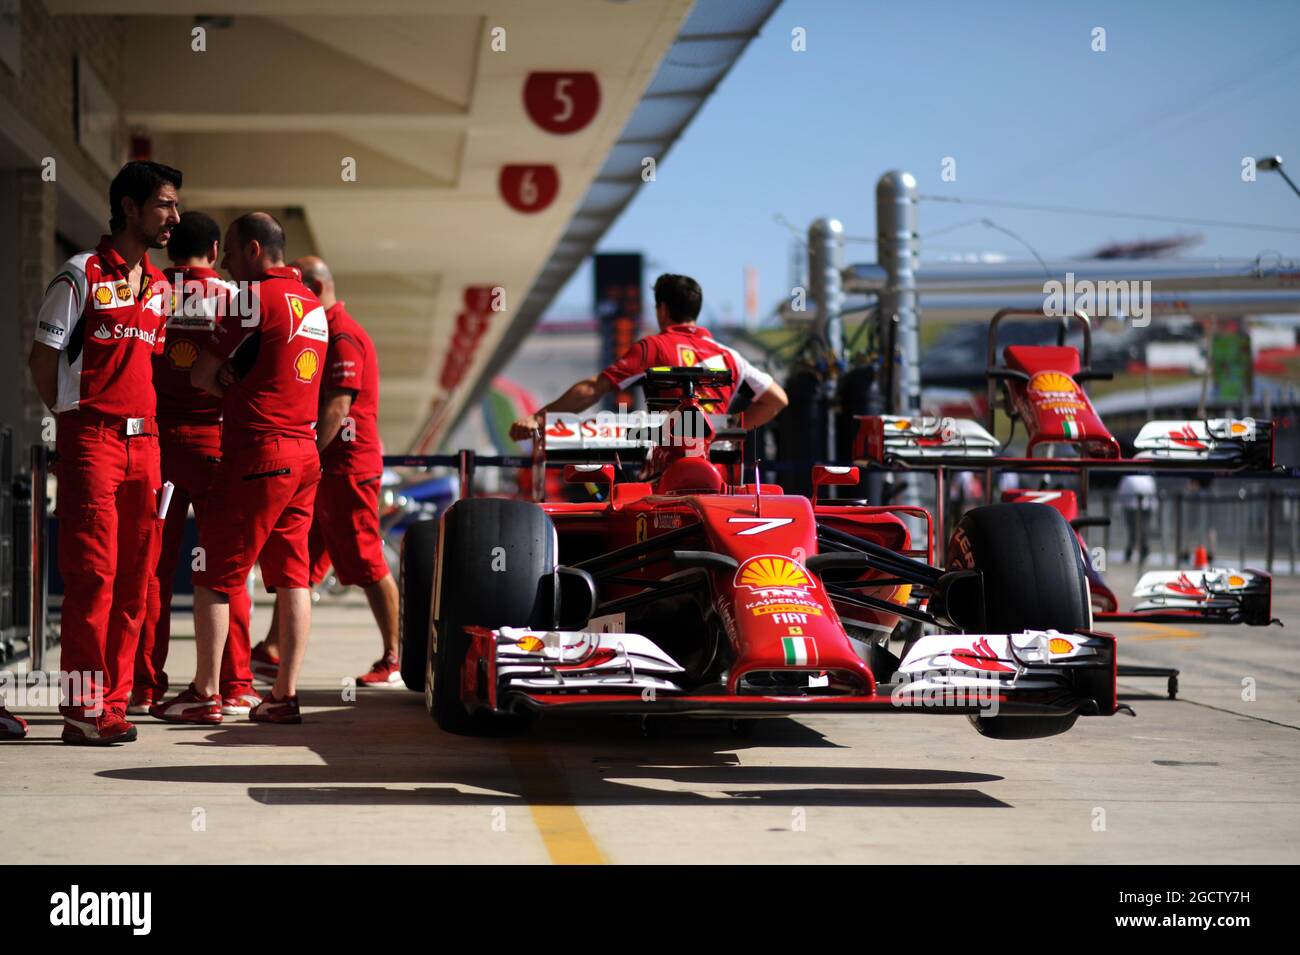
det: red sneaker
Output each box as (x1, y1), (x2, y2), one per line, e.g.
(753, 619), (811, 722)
(126, 685), (162, 716)
(250, 642), (280, 685)
(221, 688), (263, 717)
(61, 712), (137, 746)
(150, 685), (222, 724)
(357, 652), (404, 687)
(0, 706), (28, 740)
(249, 693), (301, 724)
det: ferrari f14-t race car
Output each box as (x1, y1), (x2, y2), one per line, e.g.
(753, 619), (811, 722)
(400, 367), (1120, 739)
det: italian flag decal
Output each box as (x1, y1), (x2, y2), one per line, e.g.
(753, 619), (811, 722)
(1062, 418), (1082, 439)
(782, 636), (818, 665)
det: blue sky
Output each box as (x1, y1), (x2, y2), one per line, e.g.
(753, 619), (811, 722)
(550, 0), (1300, 325)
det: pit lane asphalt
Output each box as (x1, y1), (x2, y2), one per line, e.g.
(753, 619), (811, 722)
(3, 566), (1296, 864)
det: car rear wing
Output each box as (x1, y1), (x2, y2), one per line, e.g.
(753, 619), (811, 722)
(542, 410), (747, 462)
(1133, 418), (1274, 469)
(853, 415), (1000, 464)
(541, 411), (663, 461)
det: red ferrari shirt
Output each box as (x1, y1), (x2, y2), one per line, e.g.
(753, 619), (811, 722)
(32, 236), (169, 418)
(600, 323), (774, 412)
(155, 265), (237, 425)
(320, 302), (383, 474)
(205, 266), (328, 450)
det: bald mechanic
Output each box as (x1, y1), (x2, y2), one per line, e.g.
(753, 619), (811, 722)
(133, 212), (259, 718)
(25, 160), (180, 745)
(250, 256), (401, 687)
(511, 273), (788, 442)
(151, 213), (327, 725)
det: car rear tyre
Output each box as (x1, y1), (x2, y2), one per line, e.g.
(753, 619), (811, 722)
(399, 519), (439, 692)
(429, 498), (554, 735)
(948, 502), (1088, 740)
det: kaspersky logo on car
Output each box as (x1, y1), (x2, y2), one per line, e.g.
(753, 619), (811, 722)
(734, 555), (826, 621)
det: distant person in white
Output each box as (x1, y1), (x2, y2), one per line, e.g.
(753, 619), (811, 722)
(1117, 473), (1157, 563)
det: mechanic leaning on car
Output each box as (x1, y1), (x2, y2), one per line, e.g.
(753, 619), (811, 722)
(510, 273), (789, 442)
(22, 160), (181, 746)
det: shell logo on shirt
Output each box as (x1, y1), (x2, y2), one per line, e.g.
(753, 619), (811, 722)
(91, 281), (135, 309)
(294, 348), (320, 383)
(167, 340), (199, 370)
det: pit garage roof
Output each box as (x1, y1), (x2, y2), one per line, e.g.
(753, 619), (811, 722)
(421, 0), (783, 450)
(44, 0), (780, 454)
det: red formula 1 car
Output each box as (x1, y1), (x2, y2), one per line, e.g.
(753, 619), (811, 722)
(853, 308), (1282, 694)
(400, 367), (1119, 739)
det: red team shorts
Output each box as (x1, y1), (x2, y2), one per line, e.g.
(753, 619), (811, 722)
(307, 471), (388, 588)
(196, 436), (321, 594)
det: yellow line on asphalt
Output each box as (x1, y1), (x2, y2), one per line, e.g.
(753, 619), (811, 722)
(509, 750), (607, 865)
(1125, 623), (1204, 641)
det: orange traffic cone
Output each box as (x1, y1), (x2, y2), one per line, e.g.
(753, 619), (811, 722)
(1193, 545), (1209, 569)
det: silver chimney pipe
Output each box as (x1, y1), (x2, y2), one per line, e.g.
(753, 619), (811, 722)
(876, 171), (920, 413)
(807, 217), (845, 360)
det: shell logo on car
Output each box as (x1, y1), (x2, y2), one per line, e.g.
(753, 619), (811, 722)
(736, 555), (811, 591)
(1026, 371), (1086, 415)
(294, 348), (320, 383)
(1028, 371), (1077, 396)
(515, 635), (545, 653)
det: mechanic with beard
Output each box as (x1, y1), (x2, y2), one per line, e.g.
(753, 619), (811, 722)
(22, 160), (181, 745)
(509, 273), (788, 442)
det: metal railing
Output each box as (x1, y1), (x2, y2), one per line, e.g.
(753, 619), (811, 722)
(1087, 485), (1300, 574)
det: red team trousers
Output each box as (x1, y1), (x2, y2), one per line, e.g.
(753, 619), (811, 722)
(137, 422), (253, 697)
(197, 436), (322, 595)
(55, 410), (163, 717)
